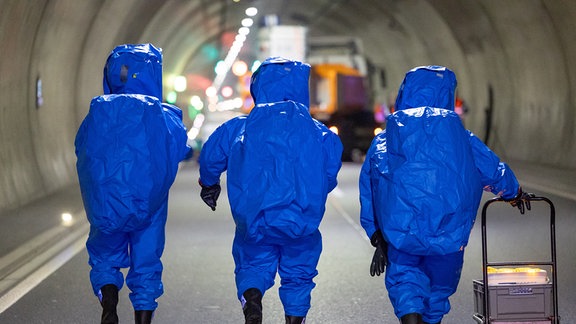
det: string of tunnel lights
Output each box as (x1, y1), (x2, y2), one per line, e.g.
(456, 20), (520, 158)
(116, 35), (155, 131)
(186, 6), (259, 144)
(206, 6), (259, 112)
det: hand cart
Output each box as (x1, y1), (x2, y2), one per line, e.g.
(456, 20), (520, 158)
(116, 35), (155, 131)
(472, 196), (559, 323)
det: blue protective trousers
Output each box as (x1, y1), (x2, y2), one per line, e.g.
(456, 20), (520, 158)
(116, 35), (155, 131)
(232, 229), (322, 317)
(385, 245), (464, 323)
(86, 201), (168, 311)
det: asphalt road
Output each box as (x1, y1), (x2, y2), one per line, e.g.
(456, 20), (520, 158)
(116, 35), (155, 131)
(0, 161), (574, 323)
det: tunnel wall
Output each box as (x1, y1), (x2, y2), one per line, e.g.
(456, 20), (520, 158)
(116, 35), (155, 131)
(0, 0), (574, 213)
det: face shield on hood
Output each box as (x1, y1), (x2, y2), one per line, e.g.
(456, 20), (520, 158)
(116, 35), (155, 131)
(103, 43), (163, 99)
(250, 56), (311, 106)
(394, 65), (457, 111)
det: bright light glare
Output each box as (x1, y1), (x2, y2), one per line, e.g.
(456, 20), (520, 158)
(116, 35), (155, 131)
(215, 61), (227, 75)
(374, 127), (383, 135)
(190, 95), (204, 110)
(232, 61), (248, 76)
(209, 6), (256, 99)
(166, 91), (177, 104)
(188, 128), (199, 140)
(205, 86), (217, 97)
(245, 7), (258, 17)
(235, 34), (246, 42)
(221, 86), (233, 98)
(61, 213), (73, 226)
(329, 126), (339, 135)
(193, 113), (205, 128)
(238, 27), (250, 36)
(241, 18), (253, 27)
(214, 97), (244, 111)
(251, 60), (261, 72)
(173, 76), (187, 92)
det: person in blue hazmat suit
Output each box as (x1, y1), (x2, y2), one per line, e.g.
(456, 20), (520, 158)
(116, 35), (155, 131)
(198, 57), (343, 324)
(359, 66), (532, 324)
(75, 43), (191, 324)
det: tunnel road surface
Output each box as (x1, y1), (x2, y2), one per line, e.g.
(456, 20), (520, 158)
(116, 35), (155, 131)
(0, 162), (575, 323)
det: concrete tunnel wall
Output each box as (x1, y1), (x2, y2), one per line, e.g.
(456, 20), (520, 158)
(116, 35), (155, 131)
(0, 0), (575, 213)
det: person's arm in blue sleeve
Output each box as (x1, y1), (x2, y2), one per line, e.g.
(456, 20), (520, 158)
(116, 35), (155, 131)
(198, 119), (245, 211)
(321, 126), (343, 193)
(162, 103), (193, 161)
(468, 131), (520, 199)
(359, 136), (380, 240)
(359, 133), (388, 276)
(198, 123), (232, 186)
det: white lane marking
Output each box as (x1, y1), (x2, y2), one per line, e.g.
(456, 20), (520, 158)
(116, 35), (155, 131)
(0, 222), (89, 314)
(0, 225), (73, 276)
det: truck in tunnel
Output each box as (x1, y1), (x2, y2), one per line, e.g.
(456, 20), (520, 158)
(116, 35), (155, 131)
(307, 36), (383, 162)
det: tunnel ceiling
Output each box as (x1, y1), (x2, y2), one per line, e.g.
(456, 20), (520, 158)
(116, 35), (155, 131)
(105, 0), (576, 168)
(139, 0), (570, 113)
(1, 0), (576, 213)
(141, 0), (417, 96)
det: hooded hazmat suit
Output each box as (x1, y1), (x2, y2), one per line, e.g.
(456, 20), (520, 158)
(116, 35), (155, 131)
(359, 66), (520, 322)
(75, 43), (191, 311)
(198, 57), (342, 317)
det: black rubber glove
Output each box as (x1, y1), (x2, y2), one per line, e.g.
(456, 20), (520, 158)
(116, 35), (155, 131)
(370, 230), (388, 277)
(199, 179), (221, 211)
(505, 187), (535, 214)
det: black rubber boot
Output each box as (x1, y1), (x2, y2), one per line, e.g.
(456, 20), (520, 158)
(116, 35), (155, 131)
(285, 315), (306, 324)
(242, 288), (263, 324)
(99, 284), (119, 324)
(134, 310), (154, 324)
(401, 313), (424, 324)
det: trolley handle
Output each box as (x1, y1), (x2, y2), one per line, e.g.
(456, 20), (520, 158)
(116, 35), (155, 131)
(479, 195), (559, 324)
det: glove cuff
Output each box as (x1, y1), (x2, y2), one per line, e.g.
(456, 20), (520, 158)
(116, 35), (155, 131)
(199, 178), (219, 189)
(503, 186), (523, 202)
(370, 230), (384, 248)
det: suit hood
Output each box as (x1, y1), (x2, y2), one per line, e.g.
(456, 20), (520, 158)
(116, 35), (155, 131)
(250, 57), (310, 106)
(395, 65), (457, 111)
(103, 43), (163, 99)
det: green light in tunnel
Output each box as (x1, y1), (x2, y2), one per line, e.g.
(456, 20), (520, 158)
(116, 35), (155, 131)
(201, 45), (219, 61)
(187, 106), (199, 120)
(166, 91), (177, 104)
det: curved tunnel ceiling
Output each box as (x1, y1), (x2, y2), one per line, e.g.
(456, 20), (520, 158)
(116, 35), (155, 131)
(1, 0), (575, 212)
(128, 0), (576, 155)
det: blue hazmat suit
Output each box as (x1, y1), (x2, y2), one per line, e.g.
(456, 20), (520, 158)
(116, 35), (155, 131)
(199, 57), (343, 317)
(359, 66), (520, 322)
(75, 43), (191, 311)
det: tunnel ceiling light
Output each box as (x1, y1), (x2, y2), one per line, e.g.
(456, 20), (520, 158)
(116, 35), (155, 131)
(61, 212), (73, 227)
(173, 76), (187, 92)
(235, 34), (246, 42)
(190, 95), (204, 110)
(245, 7), (258, 17)
(238, 26), (250, 36)
(215, 60), (228, 75)
(166, 91), (178, 104)
(242, 18), (253, 27)
(205, 86), (217, 97)
(329, 126), (339, 135)
(208, 5), (258, 107)
(232, 60), (248, 76)
(221, 86), (234, 98)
